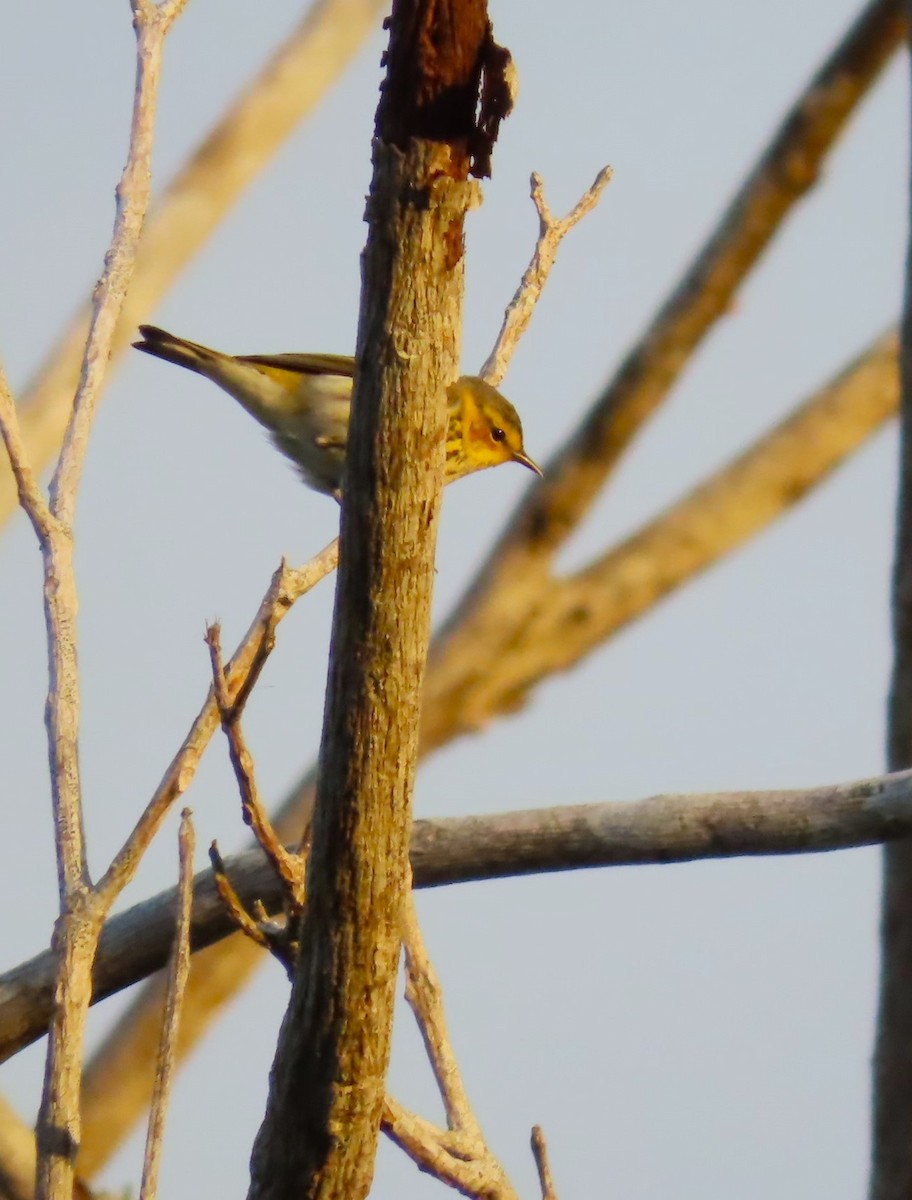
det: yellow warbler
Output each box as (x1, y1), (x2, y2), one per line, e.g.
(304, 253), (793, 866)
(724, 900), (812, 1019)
(133, 325), (541, 497)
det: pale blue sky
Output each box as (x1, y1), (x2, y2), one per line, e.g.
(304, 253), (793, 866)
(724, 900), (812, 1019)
(0, 1), (905, 1196)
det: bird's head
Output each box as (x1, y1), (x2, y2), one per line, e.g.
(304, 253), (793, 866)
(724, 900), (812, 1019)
(447, 376), (542, 480)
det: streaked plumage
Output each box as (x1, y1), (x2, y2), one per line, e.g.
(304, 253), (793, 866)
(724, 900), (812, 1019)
(133, 325), (541, 497)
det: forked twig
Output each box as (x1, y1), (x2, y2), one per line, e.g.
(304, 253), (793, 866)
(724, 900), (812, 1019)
(206, 623), (307, 972)
(480, 168), (612, 387)
(206, 624), (305, 906)
(382, 889), (520, 1198)
(208, 843), (277, 953)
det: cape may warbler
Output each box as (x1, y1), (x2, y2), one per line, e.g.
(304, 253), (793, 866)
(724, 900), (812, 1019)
(133, 325), (542, 497)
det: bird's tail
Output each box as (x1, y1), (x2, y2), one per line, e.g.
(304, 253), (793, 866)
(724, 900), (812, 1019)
(132, 325), (223, 377)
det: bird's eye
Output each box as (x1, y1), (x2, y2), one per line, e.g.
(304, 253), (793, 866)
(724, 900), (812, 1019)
(491, 427), (506, 443)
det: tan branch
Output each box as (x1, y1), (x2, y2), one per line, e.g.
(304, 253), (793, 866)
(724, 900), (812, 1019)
(29, 8), (190, 1198)
(387, 892), (518, 1198)
(0, 363), (53, 542)
(383, 1096), (518, 1200)
(138, 811), (195, 1200)
(480, 166), (613, 387)
(209, 843), (274, 952)
(207, 626), (305, 906)
(51, 2), (175, 527)
(0, 0), (386, 533)
(425, 0), (905, 737)
(0, 1095), (38, 1200)
(422, 329), (898, 745)
(530, 1127), (558, 1200)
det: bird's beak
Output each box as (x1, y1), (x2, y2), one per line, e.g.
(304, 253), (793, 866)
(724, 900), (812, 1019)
(512, 451), (544, 478)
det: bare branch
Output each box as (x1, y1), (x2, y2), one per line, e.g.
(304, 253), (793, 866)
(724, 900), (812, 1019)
(425, 0), (905, 744)
(388, 890), (518, 1197)
(0, 360), (54, 542)
(422, 328), (898, 748)
(530, 1127), (558, 1200)
(0, 1095), (38, 1200)
(50, 9), (168, 527)
(4, 765), (912, 1065)
(31, 5), (190, 1195)
(208, 842), (274, 952)
(480, 166), (613, 387)
(207, 626), (305, 905)
(138, 811), (195, 1200)
(401, 893), (477, 1134)
(383, 1095), (519, 1200)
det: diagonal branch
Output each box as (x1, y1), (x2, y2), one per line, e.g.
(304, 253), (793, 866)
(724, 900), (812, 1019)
(383, 896), (519, 1198)
(424, 0), (904, 733)
(422, 329), (899, 747)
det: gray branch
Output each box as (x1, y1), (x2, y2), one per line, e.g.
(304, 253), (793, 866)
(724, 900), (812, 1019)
(0, 766), (909, 1064)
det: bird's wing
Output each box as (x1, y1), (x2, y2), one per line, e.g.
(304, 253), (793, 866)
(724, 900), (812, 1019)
(237, 352), (356, 377)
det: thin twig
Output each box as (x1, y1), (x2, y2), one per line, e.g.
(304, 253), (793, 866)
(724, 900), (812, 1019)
(208, 842), (274, 950)
(206, 626), (305, 905)
(0, 361), (54, 542)
(138, 810), (195, 1200)
(383, 889), (518, 1197)
(401, 891), (477, 1134)
(30, 6), (191, 1198)
(51, 3), (178, 528)
(530, 1127), (558, 1200)
(480, 167), (613, 387)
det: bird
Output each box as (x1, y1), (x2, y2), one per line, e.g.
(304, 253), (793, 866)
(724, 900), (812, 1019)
(133, 325), (542, 497)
